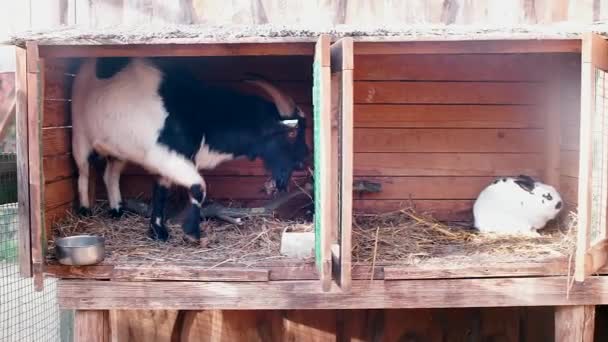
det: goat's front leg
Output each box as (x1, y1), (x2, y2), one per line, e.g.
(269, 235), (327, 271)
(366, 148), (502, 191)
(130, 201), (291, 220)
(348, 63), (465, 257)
(181, 183), (207, 244)
(143, 145), (207, 243)
(149, 178), (171, 241)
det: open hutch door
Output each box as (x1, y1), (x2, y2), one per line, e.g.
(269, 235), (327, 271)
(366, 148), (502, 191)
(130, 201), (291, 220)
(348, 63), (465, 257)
(575, 33), (608, 282)
(15, 42), (45, 290)
(313, 34), (333, 291)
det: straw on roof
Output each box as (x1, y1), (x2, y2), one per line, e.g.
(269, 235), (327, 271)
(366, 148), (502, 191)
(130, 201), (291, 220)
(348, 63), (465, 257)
(6, 22), (606, 47)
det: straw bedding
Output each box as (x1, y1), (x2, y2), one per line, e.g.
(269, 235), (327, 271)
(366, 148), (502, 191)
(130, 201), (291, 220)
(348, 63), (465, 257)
(352, 208), (576, 266)
(47, 203), (576, 267)
(48, 204), (314, 266)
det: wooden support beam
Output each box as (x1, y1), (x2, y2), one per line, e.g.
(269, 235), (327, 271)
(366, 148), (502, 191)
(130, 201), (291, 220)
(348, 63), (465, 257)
(38, 43), (315, 58)
(15, 46), (32, 278)
(330, 37), (354, 292)
(26, 42), (45, 290)
(555, 305), (595, 342)
(58, 276), (608, 310)
(74, 310), (109, 342)
(354, 40), (581, 55)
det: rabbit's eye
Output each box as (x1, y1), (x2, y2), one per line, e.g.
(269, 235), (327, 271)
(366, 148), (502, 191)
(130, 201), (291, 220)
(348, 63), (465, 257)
(543, 193), (553, 201)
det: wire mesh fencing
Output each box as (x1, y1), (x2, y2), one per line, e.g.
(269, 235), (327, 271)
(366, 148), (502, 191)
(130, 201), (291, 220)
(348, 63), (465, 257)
(0, 133), (61, 339)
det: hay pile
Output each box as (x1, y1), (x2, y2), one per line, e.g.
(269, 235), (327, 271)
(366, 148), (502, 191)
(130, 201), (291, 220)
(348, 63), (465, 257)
(48, 205), (313, 266)
(352, 208), (577, 266)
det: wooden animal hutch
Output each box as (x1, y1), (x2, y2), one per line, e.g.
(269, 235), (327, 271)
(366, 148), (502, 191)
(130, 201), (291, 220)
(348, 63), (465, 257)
(9, 26), (608, 340)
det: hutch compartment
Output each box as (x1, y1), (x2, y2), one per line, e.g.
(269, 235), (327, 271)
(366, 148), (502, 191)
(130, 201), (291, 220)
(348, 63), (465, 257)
(15, 35), (338, 291)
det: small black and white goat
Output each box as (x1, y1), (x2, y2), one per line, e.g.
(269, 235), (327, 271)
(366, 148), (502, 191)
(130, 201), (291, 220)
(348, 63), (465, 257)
(71, 57), (309, 242)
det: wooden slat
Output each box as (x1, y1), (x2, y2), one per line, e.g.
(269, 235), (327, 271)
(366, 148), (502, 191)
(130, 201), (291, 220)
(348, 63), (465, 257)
(354, 152), (543, 177)
(42, 127), (71, 156)
(555, 306), (595, 342)
(58, 276), (608, 310)
(26, 41), (44, 291)
(111, 266), (270, 282)
(39, 43), (316, 58)
(354, 54), (555, 81)
(314, 33), (332, 292)
(382, 259), (571, 280)
(354, 128), (544, 153)
(354, 81), (543, 104)
(45, 263), (319, 281)
(353, 176), (492, 200)
(43, 100), (71, 127)
(15, 46), (32, 277)
(45, 178), (76, 211)
(353, 199), (474, 221)
(45, 264), (115, 279)
(44, 154), (76, 183)
(354, 40), (581, 55)
(74, 310), (109, 342)
(354, 104), (543, 128)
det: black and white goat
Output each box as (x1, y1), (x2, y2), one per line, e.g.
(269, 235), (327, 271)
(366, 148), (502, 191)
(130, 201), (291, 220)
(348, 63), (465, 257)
(71, 57), (309, 242)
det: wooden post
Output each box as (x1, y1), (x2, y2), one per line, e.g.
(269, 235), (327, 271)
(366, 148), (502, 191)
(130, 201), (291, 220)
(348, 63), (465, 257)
(555, 306), (595, 342)
(74, 310), (110, 342)
(330, 37), (354, 291)
(313, 34), (333, 292)
(15, 46), (32, 278)
(25, 41), (45, 290)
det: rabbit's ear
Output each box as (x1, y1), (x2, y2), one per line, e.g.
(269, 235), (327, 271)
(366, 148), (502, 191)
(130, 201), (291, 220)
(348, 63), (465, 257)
(514, 175), (535, 193)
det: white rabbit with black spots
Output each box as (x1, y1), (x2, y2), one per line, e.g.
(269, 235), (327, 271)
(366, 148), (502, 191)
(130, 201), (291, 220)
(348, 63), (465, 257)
(473, 175), (563, 236)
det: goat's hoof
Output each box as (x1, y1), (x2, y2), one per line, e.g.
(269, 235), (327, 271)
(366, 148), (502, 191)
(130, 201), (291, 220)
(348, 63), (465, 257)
(199, 237), (210, 248)
(182, 233), (201, 245)
(78, 207), (92, 217)
(109, 207), (124, 219)
(149, 224), (169, 241)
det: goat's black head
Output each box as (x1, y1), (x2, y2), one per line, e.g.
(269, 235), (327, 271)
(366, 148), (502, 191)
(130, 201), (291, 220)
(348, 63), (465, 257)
(246, 78), (310, 192)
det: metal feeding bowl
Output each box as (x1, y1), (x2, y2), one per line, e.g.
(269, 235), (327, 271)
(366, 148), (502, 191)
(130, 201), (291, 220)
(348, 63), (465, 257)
(55, 235), (105, 266)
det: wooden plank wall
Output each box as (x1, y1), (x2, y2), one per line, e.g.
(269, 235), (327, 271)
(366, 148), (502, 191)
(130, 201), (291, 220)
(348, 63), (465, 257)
(352, 53), (581, 221)
(102, 307), (557, 341)
(40, 56), (315, 223)
(42, 58), (76, 234)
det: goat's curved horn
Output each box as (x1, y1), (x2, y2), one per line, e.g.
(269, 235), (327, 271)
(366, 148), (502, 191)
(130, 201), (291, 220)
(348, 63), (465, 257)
(244, 76), (296, 118)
